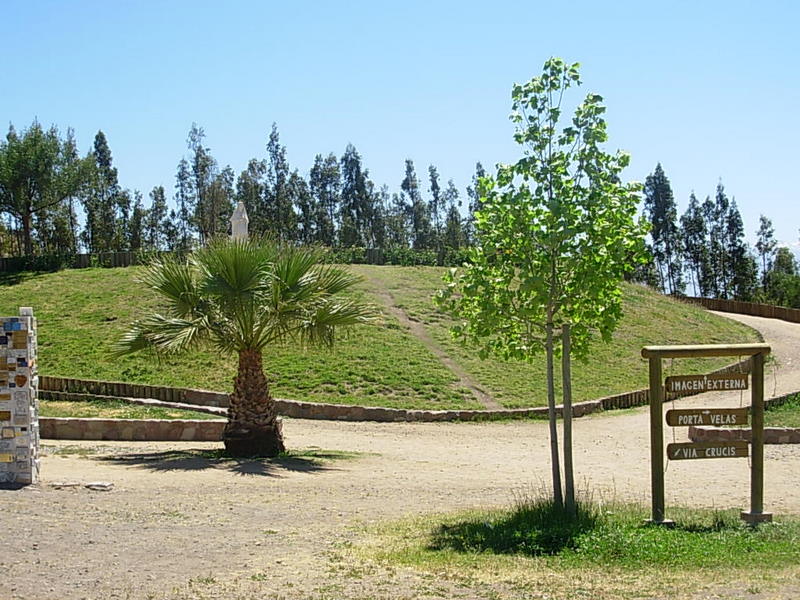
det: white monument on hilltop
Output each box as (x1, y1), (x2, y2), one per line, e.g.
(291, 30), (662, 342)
(231, 201), (249, 240)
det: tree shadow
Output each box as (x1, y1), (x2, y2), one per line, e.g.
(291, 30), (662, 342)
(0, 270), (48, 287)
(428, 500), (599, 557)
(95, 448), (346, 478)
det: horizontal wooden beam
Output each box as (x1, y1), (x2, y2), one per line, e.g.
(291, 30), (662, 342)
(641, 343), (770, 359)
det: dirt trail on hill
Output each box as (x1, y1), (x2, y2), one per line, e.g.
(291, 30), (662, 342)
(1, 312), (799, 600)
(361, 271), (502, 409)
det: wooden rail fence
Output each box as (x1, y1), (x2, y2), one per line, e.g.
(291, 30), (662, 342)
(685, 296), (800, 323)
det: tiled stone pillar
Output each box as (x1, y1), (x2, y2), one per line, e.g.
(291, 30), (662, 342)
(0, 307), (39, 485)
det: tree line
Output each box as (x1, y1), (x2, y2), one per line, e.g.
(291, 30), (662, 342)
(1, 120), (797, 308)
(0, 120), (484, 261)
(639, 163), (797, 307)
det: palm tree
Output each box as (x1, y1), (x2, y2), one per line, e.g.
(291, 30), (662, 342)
(113, 238), (374, 457)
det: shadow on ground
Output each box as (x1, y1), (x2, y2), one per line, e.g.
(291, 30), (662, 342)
(93, 448), (358, 477)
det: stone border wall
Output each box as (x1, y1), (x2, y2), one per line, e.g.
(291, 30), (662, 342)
(686, 390), (800, 445)
(39, 357), (752, 425)
(40, 417), (225, 441)
(689, 426), (800, 444)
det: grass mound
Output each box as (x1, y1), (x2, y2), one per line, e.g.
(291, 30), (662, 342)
(0, 265), (759, 411)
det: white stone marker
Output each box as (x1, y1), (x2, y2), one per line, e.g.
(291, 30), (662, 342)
(231, 201), (249, 240)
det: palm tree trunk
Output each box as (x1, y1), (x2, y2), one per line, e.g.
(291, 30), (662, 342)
(224, 348), (286, 457)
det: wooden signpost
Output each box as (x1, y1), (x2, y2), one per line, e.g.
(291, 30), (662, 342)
(641, 343), (772, 526)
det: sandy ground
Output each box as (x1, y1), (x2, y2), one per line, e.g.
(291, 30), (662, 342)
(1, 312), (799, 600)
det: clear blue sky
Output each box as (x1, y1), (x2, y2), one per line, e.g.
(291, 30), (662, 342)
(3, 1), (798, 247)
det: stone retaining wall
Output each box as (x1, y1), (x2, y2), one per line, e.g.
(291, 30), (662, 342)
(273, 398), (602, 422)
(689, 425), (800, 444)
(40, 417), (225, 441)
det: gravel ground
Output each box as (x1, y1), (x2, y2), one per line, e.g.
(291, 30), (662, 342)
(0, 311), (798, 600)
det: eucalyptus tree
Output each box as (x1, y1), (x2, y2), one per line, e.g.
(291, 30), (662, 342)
(755, 215), (777, 288)
(82, 130), (121, 253)
(401, 159), (433, 249)
(340, 144), (371, 247)
(643, 163), (684, 294)
(0, 122), (88, 255)
(264, 124), (297, 241)
(308, 153), (340, 245)
(428, 165), (444, 250)
(114, 238), (375, 456)
(147, 186), (169, 250)
(442, 180), (465, 251)
(174, 158), (195, 251)
(465, 162), (486, 245)
(437, 58), (647, 511)
(680, 193), (708, 296)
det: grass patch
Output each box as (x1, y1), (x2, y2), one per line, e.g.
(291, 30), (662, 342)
(0, 265), (759, 411)
(39, 398), (220, 420)
(765, 394), (800, 428)
(359, 498), (800, 599)
(41, 444), (100, 457)
(0, 267), (479, 411)
(355, 265), (761, 408)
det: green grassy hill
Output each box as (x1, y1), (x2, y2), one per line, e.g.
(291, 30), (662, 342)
(0, 265), (759, 410)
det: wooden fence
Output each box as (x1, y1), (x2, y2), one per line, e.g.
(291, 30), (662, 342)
(684, 296), (800, 323)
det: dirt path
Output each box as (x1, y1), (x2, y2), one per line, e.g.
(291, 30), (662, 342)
(1, 312), (799, 600)
(363, 273), (502, 409)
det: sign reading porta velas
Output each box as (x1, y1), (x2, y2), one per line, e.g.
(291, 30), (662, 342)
(665, 373), (748, 394)
(667, 441), (749, 461)
(666, 407), (749, 427)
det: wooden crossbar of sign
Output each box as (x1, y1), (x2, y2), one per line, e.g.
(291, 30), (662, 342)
(665, 373), (748, 394)
(666, 408), (749, 427)
(667, 441), (749, 461)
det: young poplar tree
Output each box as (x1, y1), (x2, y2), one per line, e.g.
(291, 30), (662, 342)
(437, 58), (647, 511)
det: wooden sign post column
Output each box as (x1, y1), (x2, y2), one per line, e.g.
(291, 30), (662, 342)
(641, 343), (771, 526)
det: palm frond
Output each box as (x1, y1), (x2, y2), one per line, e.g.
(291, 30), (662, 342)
(271, 245), (327, 305)
(298, 299), (377, 348)
(112, 314), (209, 356)
(195, 237), (273, 304)
(139, 256), (203, 319)
(309, 264), (364, 296)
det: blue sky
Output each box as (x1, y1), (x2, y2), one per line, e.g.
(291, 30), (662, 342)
(3, 1), (798, 246)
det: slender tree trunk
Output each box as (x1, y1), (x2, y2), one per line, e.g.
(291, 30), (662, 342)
(545, 317), (563, 507)
(21, 212), (33, 256)
(561, 323), (575, 515)
(224, 348), (285, 457)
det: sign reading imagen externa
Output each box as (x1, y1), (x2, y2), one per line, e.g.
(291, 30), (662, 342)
(665, 373), (749, 394)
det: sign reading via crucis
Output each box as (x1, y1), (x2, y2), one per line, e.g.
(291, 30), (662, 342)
(667, 441), (749, 460)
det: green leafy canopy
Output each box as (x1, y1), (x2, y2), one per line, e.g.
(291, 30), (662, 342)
(436, 57), (649, 361)
(113, 237), (376, 357)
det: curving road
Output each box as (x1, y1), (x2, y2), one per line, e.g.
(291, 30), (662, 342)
(1, 311), (799, 600)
